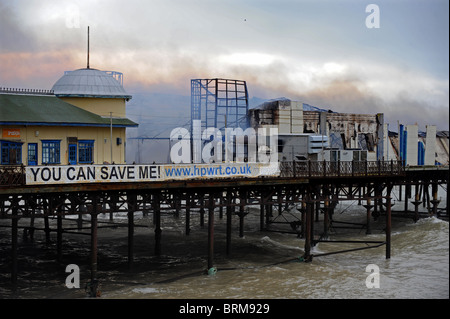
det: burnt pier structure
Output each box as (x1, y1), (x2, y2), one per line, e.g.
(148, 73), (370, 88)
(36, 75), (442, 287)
(0, 160), (448, 296)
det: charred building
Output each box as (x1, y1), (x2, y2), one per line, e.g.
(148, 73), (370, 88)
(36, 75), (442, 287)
(248, 98), (384, 162)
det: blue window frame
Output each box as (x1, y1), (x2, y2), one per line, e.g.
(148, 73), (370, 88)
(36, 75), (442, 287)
(28, 143), (38, 165)
(1, 141), (22, 165)
(42, 140), (60, 164)
(78, 140), (94, 164)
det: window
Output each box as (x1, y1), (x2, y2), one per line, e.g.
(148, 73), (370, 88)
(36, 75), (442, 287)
(78, 140), (94, 163)
(42, 140), (60, 164)
(28, 143), (38, 165)
(1, 141), (22, 164)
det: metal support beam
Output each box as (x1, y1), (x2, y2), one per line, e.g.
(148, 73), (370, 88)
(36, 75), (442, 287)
(404, 184), (410, 213)
(185, 193), (191, 236)
(260, 201), (265, 231)
(11, 215), (18, 286)
(57, 212), (62, 262)
(154, 193), (161, 256)
(239, 209), (245, 238)
(207, 193), (215, 271)
(127, 192), (137, 269)
(431, 182), (440, 217)
(300, 202), (306, 239)
(226, 190), (232, 255)
(386, 186), (392, 259)
(447, 177), (449, 217)
(88, 199), (99, 297)
(364, 199), (374, 235)
(44, 216), (51, 244)
(303, 195), (313, 262)
(323, 197), (330, 238)
(412, 183), (422, 222)
(200, 194), (205, 227)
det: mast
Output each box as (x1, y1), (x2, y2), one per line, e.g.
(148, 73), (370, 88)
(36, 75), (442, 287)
(87, 26), (90, 69)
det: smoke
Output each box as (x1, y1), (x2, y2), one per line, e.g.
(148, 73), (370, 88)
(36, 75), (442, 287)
(218, 57), (449, 131)
(291, 79), (449, 131)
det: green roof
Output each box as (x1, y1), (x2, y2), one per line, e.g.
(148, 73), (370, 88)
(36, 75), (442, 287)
(0, 93), (138, 128)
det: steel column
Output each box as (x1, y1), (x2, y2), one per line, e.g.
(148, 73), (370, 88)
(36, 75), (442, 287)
(185, 192), (191, 235)
(431, 182), (439, 216)
(200, 195), (205, 227)
(386, 186), (392, 259)
(226, 190), (232, 255)
(11, 215), (18, 286)
(412, 183), (422, 222)
(323, 197), (330, 238)
(207, 193), (215, 271)
(364, 198), (374, 235)
(127, 192), (137, 269)
(260, 201), (265, 231)
(89, 199), (99, 297)
(57, 212), (62, 262)
(303, 195), (313, 262)
(154, 193), (161, 256)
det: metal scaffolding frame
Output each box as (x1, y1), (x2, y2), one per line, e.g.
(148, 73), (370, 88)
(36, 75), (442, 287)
(191, 78), (249, 132)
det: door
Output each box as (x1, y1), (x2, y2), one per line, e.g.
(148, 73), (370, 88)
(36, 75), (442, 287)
(68, 144), (77, 165)
(28, 143), (38, 165)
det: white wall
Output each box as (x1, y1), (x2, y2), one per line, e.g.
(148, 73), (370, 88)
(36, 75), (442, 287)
(424, 125), (437, 165)
(405, 125), (418, 166)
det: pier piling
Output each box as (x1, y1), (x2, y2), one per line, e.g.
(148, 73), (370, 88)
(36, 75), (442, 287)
(207, 193), (215, 272)
(386, 185), (393, 259)
(89, 205), (98, 297)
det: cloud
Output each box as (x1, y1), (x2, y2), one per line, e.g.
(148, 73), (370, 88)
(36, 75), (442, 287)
(0, 2), (38, 53)
(0, 51), (80, 88)
(1, 0), (448, 131)
(211, 55), (449, 130)
(289, 76), (449, 131)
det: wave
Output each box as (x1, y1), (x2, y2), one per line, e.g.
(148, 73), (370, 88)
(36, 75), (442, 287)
(259, 236), (303, 252)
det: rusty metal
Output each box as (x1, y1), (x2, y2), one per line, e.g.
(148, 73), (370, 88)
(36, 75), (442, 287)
(303, 194), (313, 262)
(363, 199), (374, 234)
(226, 189), (233, 255)
(280, 160), (404, 178)
(11, 216), (18, 285)
(89, 199), (99, 297)
(385, 185), (393, 259)
(153, 193), (161, 256)
(0, 165), (25, 186)
(128, 192), (137, 269)
(185, 192), (191, 235)
(207, 193), (215, 271)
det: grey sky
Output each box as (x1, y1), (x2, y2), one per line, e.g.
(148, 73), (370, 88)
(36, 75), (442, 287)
(0, 0), (448, 130)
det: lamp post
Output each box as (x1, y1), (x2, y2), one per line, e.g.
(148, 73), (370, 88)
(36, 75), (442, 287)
(110, 112), (113, 163)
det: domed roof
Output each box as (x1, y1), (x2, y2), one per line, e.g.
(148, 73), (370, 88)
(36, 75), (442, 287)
(52, 68), (132, 99)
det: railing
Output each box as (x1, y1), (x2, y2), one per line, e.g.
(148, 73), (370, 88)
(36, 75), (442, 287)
(0, 165), (26, 186)
(0, 87), (54, 95)
(279, 160), (405, 178)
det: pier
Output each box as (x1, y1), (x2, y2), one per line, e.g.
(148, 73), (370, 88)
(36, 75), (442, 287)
(0, 160), (448, 297)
